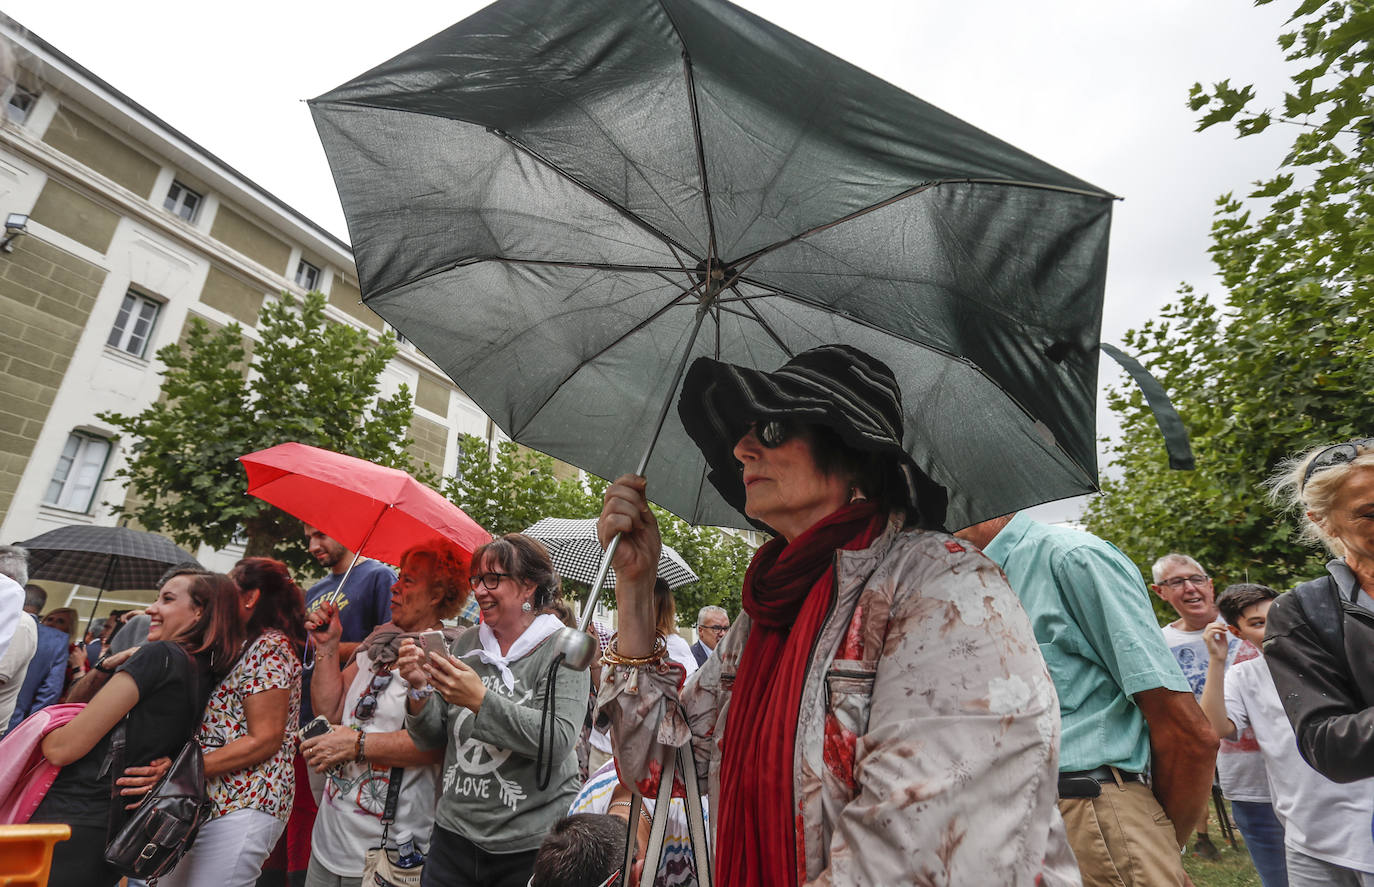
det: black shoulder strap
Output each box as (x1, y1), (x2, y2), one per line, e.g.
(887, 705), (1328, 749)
(377, 766), (405, 848)
(1291, 575), (1345, 660)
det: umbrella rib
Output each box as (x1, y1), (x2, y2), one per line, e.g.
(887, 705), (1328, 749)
(653, 0), (720, 264)
(485, 257), (693, 275)
(509, 287), (704, 440)
(735, 288), (796, 358)
(730, 177), (1113, 267)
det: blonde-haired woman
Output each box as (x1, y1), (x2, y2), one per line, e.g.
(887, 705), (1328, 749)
(1265, 438), (1374, 787)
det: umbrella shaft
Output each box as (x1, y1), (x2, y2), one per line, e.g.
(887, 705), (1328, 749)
(577, 303), (709, 635)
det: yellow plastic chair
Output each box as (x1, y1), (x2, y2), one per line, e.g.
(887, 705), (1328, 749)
(0, 823), (70, 887)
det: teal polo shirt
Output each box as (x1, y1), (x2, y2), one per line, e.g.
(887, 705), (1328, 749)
(983, 513), (1188, 773)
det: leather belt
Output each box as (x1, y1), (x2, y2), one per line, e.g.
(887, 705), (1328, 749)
(1057, 765), (1147, 799)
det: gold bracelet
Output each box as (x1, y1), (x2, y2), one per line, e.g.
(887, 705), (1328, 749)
(601, 634), (668, 668)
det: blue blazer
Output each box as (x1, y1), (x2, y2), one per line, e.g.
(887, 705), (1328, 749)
(8, 618), (69, 731)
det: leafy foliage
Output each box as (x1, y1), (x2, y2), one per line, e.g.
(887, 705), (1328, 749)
(1085, 0), (1374, 595)
(443, 434), (750, 619)
(100, 291), (416, 573)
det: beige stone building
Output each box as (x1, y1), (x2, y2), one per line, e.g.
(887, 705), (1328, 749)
(0, 16), (498, 615)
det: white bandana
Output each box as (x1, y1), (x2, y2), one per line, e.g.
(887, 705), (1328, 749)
(461, 613), (564, 691)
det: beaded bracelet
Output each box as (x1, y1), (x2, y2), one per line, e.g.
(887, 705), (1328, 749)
(354, 729), (366, 763)
(600, 634), (668, 668)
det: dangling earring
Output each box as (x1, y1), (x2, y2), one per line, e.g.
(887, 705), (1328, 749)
(521, 601), (532, 613)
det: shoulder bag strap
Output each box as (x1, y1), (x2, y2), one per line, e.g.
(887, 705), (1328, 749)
(102, 716), (130, 840)
(377, 766), (405, 848)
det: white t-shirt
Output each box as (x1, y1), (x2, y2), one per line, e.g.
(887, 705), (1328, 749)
(311, 646), (441, 877)
(1161, 622), (1269, 802)
(0, 614), (36, 734)
(1225, 655), (1374, 872)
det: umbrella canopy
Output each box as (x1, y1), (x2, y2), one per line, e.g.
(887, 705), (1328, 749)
(523, 517), (698, 590)
(18, 525), (200, 591)
(309, 0), (1115, 531)
(239, 442), (491, 567)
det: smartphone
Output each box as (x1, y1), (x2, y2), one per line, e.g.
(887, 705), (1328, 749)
(420, 630), (449, 659)
(298, 715), (331, 742)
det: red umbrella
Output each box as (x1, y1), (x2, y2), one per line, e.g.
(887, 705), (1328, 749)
(239, 442), (490, 568)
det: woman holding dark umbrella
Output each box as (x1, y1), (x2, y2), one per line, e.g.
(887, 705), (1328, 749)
(596, 344), (1077, 886)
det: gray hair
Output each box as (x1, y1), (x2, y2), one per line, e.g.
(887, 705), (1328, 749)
(0, 545), (28, 586)
(22, 583), (46, 613)
(1268, 440), (1374, 556)
(1151, 553), (1204, 583)
(695, 605), (728, 627)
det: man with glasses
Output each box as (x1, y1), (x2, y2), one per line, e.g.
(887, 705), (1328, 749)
(1152, 554), (1277, 868)
(690, 605), (730, 667)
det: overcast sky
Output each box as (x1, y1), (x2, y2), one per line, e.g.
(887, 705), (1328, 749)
(7, 0), (1297, 521)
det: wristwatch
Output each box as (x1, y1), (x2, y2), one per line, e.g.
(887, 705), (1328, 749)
(94, 657), (116, 674)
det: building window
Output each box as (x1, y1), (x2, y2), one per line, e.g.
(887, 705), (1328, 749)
(295, 259), (320, 291)
(106, 290), (161, 357)
(44, 433), (111, 513)
(5, 85), (36, 124)
(387, 322), (411, 346)
(163, 180), (202, 222)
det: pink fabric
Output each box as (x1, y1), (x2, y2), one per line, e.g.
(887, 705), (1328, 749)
(0, 702), (85, 824)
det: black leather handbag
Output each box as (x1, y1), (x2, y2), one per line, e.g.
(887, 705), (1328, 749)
(102, 645), (213, 883)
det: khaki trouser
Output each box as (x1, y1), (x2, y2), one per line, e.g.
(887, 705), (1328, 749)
(1057, 777), (1187, 887)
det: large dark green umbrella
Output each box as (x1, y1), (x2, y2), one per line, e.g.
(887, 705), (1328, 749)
(310, 0), (1117, 535)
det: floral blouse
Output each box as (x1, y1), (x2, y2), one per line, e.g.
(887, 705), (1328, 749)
(198, 629), (301, 821)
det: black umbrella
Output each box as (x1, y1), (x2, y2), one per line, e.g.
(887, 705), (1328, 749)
(17, 525), (201, 631)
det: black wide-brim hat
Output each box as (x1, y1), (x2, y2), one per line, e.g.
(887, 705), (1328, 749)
(678, 343), (948, 534)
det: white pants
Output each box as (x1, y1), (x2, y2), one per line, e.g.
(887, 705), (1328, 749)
(159, 807), (286, 887)
(1286, 846), (1374, 887)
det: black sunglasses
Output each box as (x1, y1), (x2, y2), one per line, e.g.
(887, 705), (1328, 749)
(747, 419), (800, 449)
(1302, 438), (1374, 490)
(353, 671), (392, 721)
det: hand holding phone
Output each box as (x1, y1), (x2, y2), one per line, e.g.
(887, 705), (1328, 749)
(420, 630), (449, 660)
(298, 715), (331, 742)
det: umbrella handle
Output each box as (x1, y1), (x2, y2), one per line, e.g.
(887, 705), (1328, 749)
(564, 303), (712, 670)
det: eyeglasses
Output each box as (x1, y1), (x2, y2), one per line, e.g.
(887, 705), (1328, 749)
(747, 419), (799, 448)
(470, 571), (512, 590)
(1158, 574), (1210, 589)
(1302, 438), (1374, 490)
(697, 624), (729, 634)
(353, 671), (392, 721)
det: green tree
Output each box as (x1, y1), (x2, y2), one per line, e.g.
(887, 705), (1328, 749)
(101, 291), (416, 571)
(1084, 0), (1374, 597)
(445, 434), (750, 618)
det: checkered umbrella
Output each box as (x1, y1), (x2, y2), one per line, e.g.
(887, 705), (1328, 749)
(522, 518), (698, 590)
(18, 525), (200, 591)
(17, 525), (201, 632)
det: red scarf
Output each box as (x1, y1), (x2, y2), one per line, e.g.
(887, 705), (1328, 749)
(716, 502), (885, 886)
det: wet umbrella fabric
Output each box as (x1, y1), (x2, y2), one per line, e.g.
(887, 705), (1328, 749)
(19, 525), (200, 591)
(522, 517), (698, 590)
(310, 0), (1116, 532)
(239, 442), (490, 567)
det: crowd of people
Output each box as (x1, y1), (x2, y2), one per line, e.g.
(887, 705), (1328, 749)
(1, 345), (1372, 887)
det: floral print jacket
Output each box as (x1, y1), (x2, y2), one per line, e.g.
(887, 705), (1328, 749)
(599, 516), (1080, 886)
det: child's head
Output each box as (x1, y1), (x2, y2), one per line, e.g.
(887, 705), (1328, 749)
(1216, 583), (1280, 648)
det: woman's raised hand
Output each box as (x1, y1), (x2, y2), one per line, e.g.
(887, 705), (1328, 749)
(301, 725), (359, 773)
(305, 601), (342, 651)
(397, 639), (428, 690)
(599, 474), (661, 657)
(599, 474), (662, 587)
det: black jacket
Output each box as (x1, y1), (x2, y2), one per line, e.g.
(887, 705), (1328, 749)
(1264, 559), (1374, 783)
